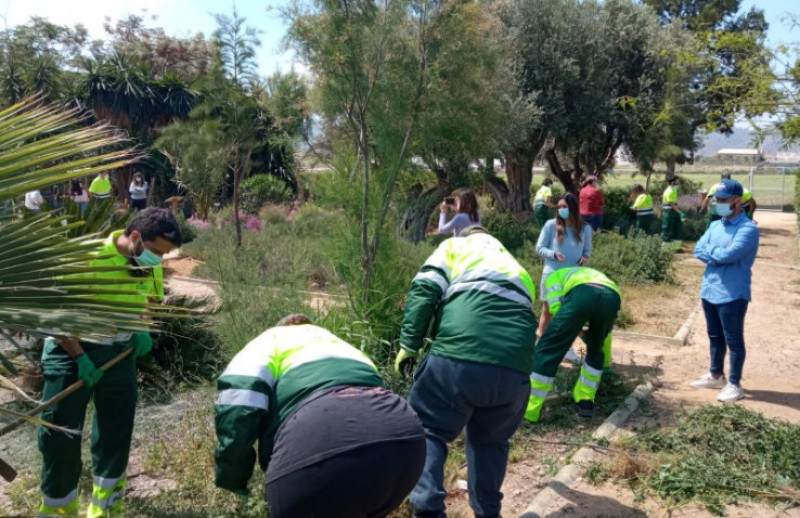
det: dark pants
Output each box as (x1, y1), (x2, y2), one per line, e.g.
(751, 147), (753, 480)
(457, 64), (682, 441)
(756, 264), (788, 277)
(662, 209), (683, 243)
(265, 387), (426, 518)
(130, 198), (147, 211)
(409, 355), (529, 518)
(702, 298), (749, 385)
(635, 214), (655, 234)
(582, 214), (603, 231)
(38, 339), (137, 499)
(534, 204), (551, 228)
(533, 285), (620, 377)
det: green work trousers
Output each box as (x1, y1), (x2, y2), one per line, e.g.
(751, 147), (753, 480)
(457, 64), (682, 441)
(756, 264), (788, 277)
(635, 214), (654, 234)
(534, 204), (552, 228)
(661, 209), (683, 249)
(533, 285), (620, 379)
(38, 339), (137, 501)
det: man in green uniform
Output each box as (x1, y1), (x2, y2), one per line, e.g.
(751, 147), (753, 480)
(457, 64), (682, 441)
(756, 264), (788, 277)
(88, 171), (113, 200)
(38, 207), (181, 518)
(525, 267), (621, 422)
(630, 184), (654, 234)
(395, 225), (536, 518)
(215, 315), (425, 518)
(661, 176), (684, 252)
(533, 178), (556, 227)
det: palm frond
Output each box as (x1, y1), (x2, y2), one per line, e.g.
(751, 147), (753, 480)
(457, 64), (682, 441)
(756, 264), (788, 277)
(0, 97), (182, 340)
(0, 407), (79, 436)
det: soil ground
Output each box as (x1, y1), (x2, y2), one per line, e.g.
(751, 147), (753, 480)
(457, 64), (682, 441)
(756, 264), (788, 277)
(482, 211), (800, 517)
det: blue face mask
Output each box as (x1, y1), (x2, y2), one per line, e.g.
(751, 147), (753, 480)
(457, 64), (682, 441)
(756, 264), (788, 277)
(558, 208), (570, 219)
(133, 238), (162, 267)
(715, 202), (733, 218)
(671, 185), (679, 191)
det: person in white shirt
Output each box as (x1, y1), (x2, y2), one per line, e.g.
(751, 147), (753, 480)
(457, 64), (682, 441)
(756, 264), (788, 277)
(25, 190), (44, 213)
(129, 173), (149, 212)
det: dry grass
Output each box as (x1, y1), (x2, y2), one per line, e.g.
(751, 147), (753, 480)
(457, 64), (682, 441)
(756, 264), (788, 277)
(623, 259), (704, 337)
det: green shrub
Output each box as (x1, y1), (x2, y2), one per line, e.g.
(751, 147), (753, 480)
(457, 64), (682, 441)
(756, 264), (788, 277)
(175, 212), (197, 244)
(240, 174), (293, 214)
(589, 232), (673, 285)
(482, 210), (540, 252)
(600, 187), (635, 233)
(680, 215), (707, 242)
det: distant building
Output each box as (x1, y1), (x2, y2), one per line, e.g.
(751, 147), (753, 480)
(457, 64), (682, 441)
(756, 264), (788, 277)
(774, 152), (800, 164)
(716, 148), (763, 164)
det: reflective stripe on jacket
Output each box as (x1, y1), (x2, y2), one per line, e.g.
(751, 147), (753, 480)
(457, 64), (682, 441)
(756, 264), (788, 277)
(543, 267), (621, 315)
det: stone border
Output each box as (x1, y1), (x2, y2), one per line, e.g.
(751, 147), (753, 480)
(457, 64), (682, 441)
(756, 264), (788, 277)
(519, 382), (654, 518)
(612, 300), (700, 348)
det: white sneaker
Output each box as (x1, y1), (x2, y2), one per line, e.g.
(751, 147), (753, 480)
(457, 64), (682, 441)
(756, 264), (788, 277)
(563, 348), (581, 363)
(689, 373), (726, 389)
(717, 383), (745, 403)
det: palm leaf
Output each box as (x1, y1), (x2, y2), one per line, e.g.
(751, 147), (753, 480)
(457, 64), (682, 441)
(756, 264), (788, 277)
(0, 97), (180, 340)
(0, 407), (79, 435)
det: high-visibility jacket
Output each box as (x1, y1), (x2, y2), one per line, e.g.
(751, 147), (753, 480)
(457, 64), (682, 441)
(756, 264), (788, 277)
(533, 185), (553, 207)
(64, 230), (164, 344)
(631, 194), (653, 216)
(89, 176), (112, 198)
(662, 185), (678, 209)
(400, 232), (537, 373)
(214, 324), (382, 494)
(543, 267), (621, 315)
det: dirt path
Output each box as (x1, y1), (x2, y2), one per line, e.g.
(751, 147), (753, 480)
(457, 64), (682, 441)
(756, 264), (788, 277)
(520, 211), (800, 517)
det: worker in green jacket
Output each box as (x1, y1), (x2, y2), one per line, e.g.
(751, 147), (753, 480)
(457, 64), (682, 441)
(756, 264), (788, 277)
(215, 315), (425, 518)
(525, 267), (621, 422)
(533, 178), (556, 227)
(661, 176), (684, 252)
(38, 207), (181, 518)
(395, 225), (536, 518)
(630, 184), (654, 234)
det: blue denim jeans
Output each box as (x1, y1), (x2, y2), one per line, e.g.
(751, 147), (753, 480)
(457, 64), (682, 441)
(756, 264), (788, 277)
(408, 355), (529, 518)
(582, 214), (603, 231)
(702, 298), (749, 386)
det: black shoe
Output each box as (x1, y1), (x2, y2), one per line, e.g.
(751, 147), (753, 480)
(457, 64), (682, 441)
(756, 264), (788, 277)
(576, 400), (594, 418)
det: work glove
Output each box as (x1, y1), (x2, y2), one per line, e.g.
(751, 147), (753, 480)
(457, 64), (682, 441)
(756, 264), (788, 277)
(131, 333), (154, 359)
(75, 354), (103, 388)
(679, 212), (686, 220)
(394, 348), (418, 377)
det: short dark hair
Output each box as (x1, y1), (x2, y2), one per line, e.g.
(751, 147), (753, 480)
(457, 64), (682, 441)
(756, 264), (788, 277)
(125, 207), (182, 246)
(542, 178), (553, 186)
(668, 175), (680, 184)
(631, 184), (645, 194)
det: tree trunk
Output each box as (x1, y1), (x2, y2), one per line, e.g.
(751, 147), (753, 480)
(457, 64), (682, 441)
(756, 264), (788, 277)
(400, 181), (451, 242)
(504, 153), (534, 212)
(232, 162), (242, 248)
(545, 149), (578, 194)
(665, 156), (676, 178)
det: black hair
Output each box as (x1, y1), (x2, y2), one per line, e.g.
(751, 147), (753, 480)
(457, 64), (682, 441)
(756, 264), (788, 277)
(668, 175), (680, 184)
(71, 179), (83, 196)
(721, 171), (732, 180)
(125, 207), (182, 246)
(631, 184), (645, 194)
(542, 178), (553, 186)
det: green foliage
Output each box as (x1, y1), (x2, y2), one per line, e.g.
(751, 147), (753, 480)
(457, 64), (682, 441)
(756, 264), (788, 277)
(590, 232), (674, 285)
(240, 174), (293, 214)
(626, 405), (800, 514)
(140, 296), (223, 402)
(62, 198), (130, 238)
(482, 211), (541, 253)
(156, 120), (230, 220)
(175, 212), (197, 244)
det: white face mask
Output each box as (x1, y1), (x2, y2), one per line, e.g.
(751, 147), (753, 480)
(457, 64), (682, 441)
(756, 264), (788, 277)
(715, 202), (733, 218)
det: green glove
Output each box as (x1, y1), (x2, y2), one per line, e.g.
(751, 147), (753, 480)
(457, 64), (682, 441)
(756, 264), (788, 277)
(131, 332), (154, 358)
(75, 354), (103, 388)
(394, 348), (418, 377)
(679, 211), (686, 219)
